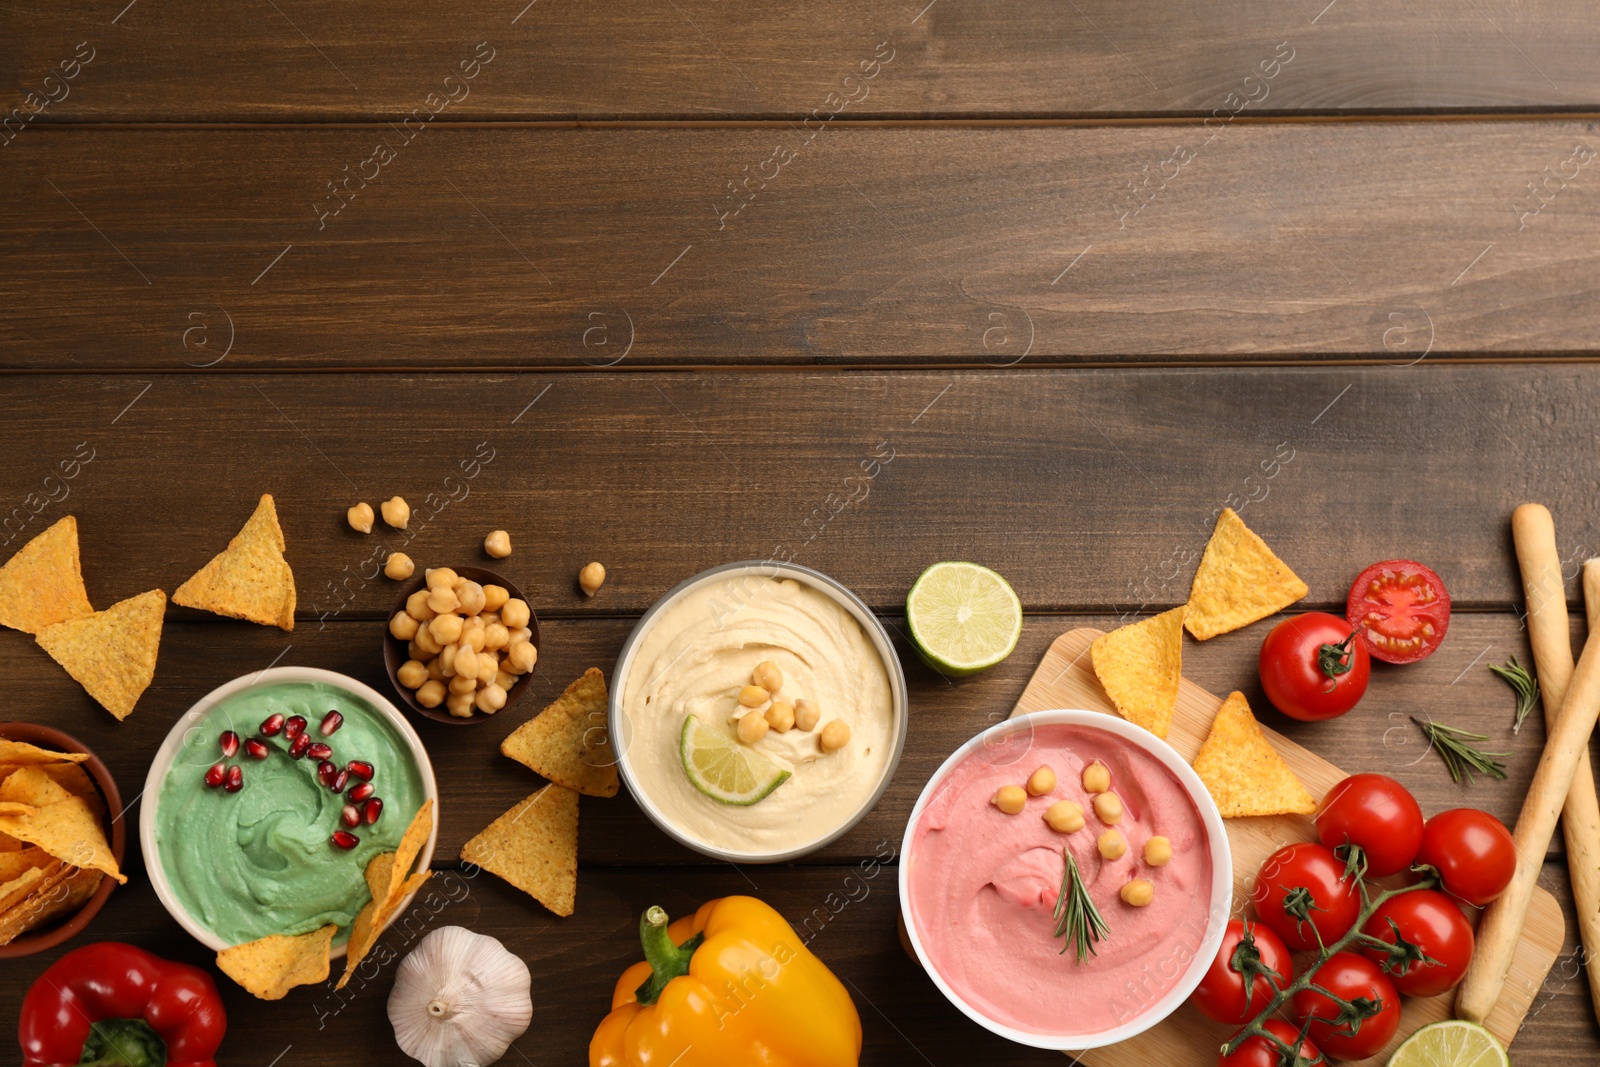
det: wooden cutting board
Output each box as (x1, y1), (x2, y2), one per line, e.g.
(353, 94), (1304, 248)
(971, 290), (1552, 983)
(1008, 628), (1565, 1065)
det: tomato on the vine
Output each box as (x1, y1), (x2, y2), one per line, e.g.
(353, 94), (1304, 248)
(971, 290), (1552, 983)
(1418, 807), (1516, 906)
(1251, 842), (1361, 952)
(1259, 613), (1370, 722)
(1218, 1018), (1325, 1067)
(1314, 774), (1424, 877)
(1359, 888), (1475, 996)
(1193, 919), (1294, 1024)
(1346, 559), (1451, 663)
(1291, 952), (1402, 1060)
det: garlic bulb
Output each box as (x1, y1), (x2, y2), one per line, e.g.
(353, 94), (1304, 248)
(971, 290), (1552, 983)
(389, 926), (532, 1067)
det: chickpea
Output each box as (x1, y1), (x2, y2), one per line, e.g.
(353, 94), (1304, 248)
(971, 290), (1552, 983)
(1043, 800), (1085, 834)
(476, 649), (502, 681)
(406, 589), (436, 622)
(446, 691), (476, 718)
(484, 529), (512, 558)
(407, 640), (424, 662)
(579, 561), (606, 597)
(794, 699), (821, 731)
(414, 625), (443, 656)
(476, 683), (508, 714)
(1093, 792), (1124, 825)
(346, 502), (374, 533)
(425, 568), (459, 591)
(739, 685), (769, 708)
(737, 711), (769, 744)
(389, 611), (420, 641)
(461, 624), (486, 653)
(819, 719), (851, 753)
(1144, 836), (1173, 867)
(766, 700), (795, 733)
(427, 585), (460, 615)
(385, 552), (415, 580)
(429, 613), (464, 645)
(483, 622), (510, 651)
(454, 580), (487, 616)
(1082, 761), (1111, 794)
(396, 659), (428, 689)
(1120, 879), (1155, 908)
(991, 785), (1027, 815)
(495, 670), (519, 690)
(416, 679), (447, 708)
(505, 640), (537, 674)
(752, 660), (783, 693)
(455, 647), (480, 680)
(381, 496), (411, 529)
(427, 658), (446, 682)
(1026, 765), (1056, 797)
(509, 626), (533, 646)
(482, 584), (510, 613)
(501, 598), (531, 630)
(1098, 830), (1127, 861)
(449, 674), (478, 696)
(439, 644), (457, 677)
(480, 611), (500, 626)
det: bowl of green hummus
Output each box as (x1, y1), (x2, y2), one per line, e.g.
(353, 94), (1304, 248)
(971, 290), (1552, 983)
(140, 667), (438, 954)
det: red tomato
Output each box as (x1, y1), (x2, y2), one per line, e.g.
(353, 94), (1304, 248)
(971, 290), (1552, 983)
(1259, 613), (1371, 722)
(1418, 807), (1517, 906)
(1359, 888), (1475, 996)
(1193, 919), (1295, 1024)
(1218, 1018), (1325, 1067)
(1251, 843), (1362, 952)
(1291, 952), (1402, 1060)
(1314, 774), (1424, 877)
(1346, 559), (1451, 663)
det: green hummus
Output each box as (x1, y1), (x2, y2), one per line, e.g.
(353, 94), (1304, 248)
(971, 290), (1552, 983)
(155, 681), (426, 945)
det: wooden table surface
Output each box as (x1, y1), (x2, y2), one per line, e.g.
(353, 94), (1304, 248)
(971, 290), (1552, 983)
(5, 2), (1600, 1063)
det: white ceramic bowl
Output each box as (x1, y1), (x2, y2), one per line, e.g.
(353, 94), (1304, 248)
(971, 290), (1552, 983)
(140, 666), (440, 956)
(899, 708), (1233, 1051)
(610, 561), (908, 863)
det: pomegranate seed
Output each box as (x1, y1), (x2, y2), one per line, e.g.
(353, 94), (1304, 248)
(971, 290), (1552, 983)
(320, 710), (344, 736)
(346, 760), (374, 782)
(348, 781), (375, 803)
(219, 730), (240, 758)
(288, 733), (311, 760)
(307, 742), (333, 761)
(284, 715), (308, 741)
(204, 763), (226, 788)
(330, 769), (350, 793)
(341, 803), (361, 828)
(245, 738), (270, 760)
(363, 798), (383, 825)
(260, 713), (285, 737)
(317, 760), (338, 787)
(331, 830), (360, 850)
(225, 765), (244, 793)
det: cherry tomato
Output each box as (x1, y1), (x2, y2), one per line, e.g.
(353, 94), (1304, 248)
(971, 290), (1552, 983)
(1218, 1018), (1325, 1067)
(1346, 559), (1451, 663)
(1418, 807), (1517, 906)
(1258, 613), (1370, 722)
(1250, 842), (1361, 952)
(1314, 773), (1424, 877)
(1359, 888), (1475, 996)
(1193, 919), (1295, 1024)
(1291, 952), (1402, 1060)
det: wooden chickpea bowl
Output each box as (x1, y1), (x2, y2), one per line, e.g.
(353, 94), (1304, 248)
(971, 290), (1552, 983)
(382, 566), (540, 726)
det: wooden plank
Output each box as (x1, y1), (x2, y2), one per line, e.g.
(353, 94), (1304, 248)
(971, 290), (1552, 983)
(4, 123), (1600, 368)
(7, 1), (1600, 122)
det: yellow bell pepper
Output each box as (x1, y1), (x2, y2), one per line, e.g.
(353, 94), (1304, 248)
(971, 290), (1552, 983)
(589, 895), (862, 1067)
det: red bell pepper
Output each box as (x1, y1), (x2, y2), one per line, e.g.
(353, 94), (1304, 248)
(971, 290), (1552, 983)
(19, 942), (226, 1067)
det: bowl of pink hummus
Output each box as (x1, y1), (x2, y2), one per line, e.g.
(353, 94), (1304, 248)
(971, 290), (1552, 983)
(900, 709), (1231, 1050)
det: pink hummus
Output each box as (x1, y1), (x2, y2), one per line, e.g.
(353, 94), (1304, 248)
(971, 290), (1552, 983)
(907, 723), (1214, 1037)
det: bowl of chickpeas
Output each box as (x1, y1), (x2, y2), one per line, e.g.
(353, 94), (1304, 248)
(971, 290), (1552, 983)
(383, 566), (540, 724)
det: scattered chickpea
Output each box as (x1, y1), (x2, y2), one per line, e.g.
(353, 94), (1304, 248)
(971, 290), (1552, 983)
(429, 613), (465, 645)
(454, 580), (487, 616)
(425, 568), (459, 591)
(992, 785), (1028, 815)
(579, 561), (606, 597)
(505, 640), (537, 674)
(427, 586), (460, 615)
(1093, 792), (1124, 825)
(482, 584), (510, 613)
(405, 589), (436, 622)
(752, 660), (783, 693)
(483, 622), (510, 651)
(1098, 830), (1127, 861)
(1144, 836), (1173, 867)
(415, 679), (447, 708)
(449, 674), (478, 697)
(501, 598), (531, 630)
(1120, 879), (1155, 908)
(384, 552), (415, 580)
(1082, 761), (1111, 794)
(737, 711), (770, 744)
(396, 659), (428, 689)
(475, 683), (508, 714)
(1026, 765), (1056, 797)
(819, 719), (851, 753)
(739, 685), (770, 708)
(766, 700), (796, 733)
(1043, 800), (1085, 834)
(484, 529), (512, 559)
(346, 502), (374, 534)
(794, 699), (821, 732)
(389, 611), (420, 641)
(381, 496), (411, 530)
(446, 691), (475, 718)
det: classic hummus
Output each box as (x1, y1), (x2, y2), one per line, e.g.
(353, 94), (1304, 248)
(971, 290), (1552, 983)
(908, 723), (1213, 1037)
(622, 574), (895, 854)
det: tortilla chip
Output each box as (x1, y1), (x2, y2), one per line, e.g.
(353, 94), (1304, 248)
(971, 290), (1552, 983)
(41, 764), (103, 817)
(0, 865), (101, 947)
(0, 795), (124, 882)
(501, 668), (618, 797)
(0, 516), (94, 634)
(1184, 508), (1308, 640)
(336, 846), (433, 990)
(217, 925), (336, 1001)
(0, 866), (50, 913)
(0, 766), (74, 808)
(461, 784), (578, 917)
(1193, 691), (1317, 817)
(173, 494), (296, 631)
(0, 847), (53, 883)
(1090, 607), (1187, 739)
(0, 739), (88, 766)
(0, 836), (20, 852)
(36, 590), (165, 721)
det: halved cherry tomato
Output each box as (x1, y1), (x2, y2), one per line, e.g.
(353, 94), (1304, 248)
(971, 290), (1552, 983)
(1218, 1018), (1325, 1067)
(1250, 843), (1361, 952)
(1359, 888), (1475, 996)
(1291, 952), (1402, 1060)
(1418, 807), (1517, 906)
(1259, 613), (1370, 722)
(1193, 919), (1294, 1024)
(1314, 773), (1423, 877)
(1346, 559), (1451, 663)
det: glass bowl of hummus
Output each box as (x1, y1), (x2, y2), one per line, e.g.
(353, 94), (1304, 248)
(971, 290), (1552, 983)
(140, 666), (439, 955)
(611, 561), (907, 863)
(900, 709), (1232, 1050)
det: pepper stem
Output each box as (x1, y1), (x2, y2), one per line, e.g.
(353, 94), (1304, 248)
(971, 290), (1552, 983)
(634, 906), (705, 1006)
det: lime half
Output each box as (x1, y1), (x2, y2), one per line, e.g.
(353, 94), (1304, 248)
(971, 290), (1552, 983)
(1386, 1021), (1507, 1067)
(906, 561), (1023, 677)
(680, 716), (791, 805)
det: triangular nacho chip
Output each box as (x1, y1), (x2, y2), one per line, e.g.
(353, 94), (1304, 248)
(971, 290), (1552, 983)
(1193, 691), (1316, 817)
(217, 925), (336, 1000)
(0, 865), (51, 914)
(0, 740), (87, 766)
(40, 764), (102, 817)
(36, 589), (165, 721)
(0, 795), (124, 882)
(0, 847), (53, 884)
(500, 668), (618, 797)
(174, 494), (296, 631)
(337, 846), (433, 990)
(0, 865), (102, 946)
(0, 766), (74, 808)
(1185, 509), (1308, 640)
(1090, 606), (1186, 739)
(461, 784), (578, 917)
(0, 516), (94, 634)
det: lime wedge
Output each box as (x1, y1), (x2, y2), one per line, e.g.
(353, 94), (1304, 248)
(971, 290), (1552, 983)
(906, 561), (1023, 677)
(680, 716), (791, 805)
(1386, 1021), (1507, 1067)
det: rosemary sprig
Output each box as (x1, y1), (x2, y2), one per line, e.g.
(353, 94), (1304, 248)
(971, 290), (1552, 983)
(1412, 717), (1509, 784)
(1489, 655), (1540, 734)
(1053, 848), (1110, 963)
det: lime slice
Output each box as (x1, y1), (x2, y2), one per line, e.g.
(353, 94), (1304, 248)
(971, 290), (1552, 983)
(1386, 1021), (1507, 1067)
(906, 561), (1023, 677)
(680, 716), (791, 805)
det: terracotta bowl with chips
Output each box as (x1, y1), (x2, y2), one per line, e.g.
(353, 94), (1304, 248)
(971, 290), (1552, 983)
(0, 722), (125, 959)
(382, 566), (540, 725)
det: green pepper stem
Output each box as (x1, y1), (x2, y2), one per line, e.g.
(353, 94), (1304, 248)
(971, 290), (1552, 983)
(634, 906), (705, 1006)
